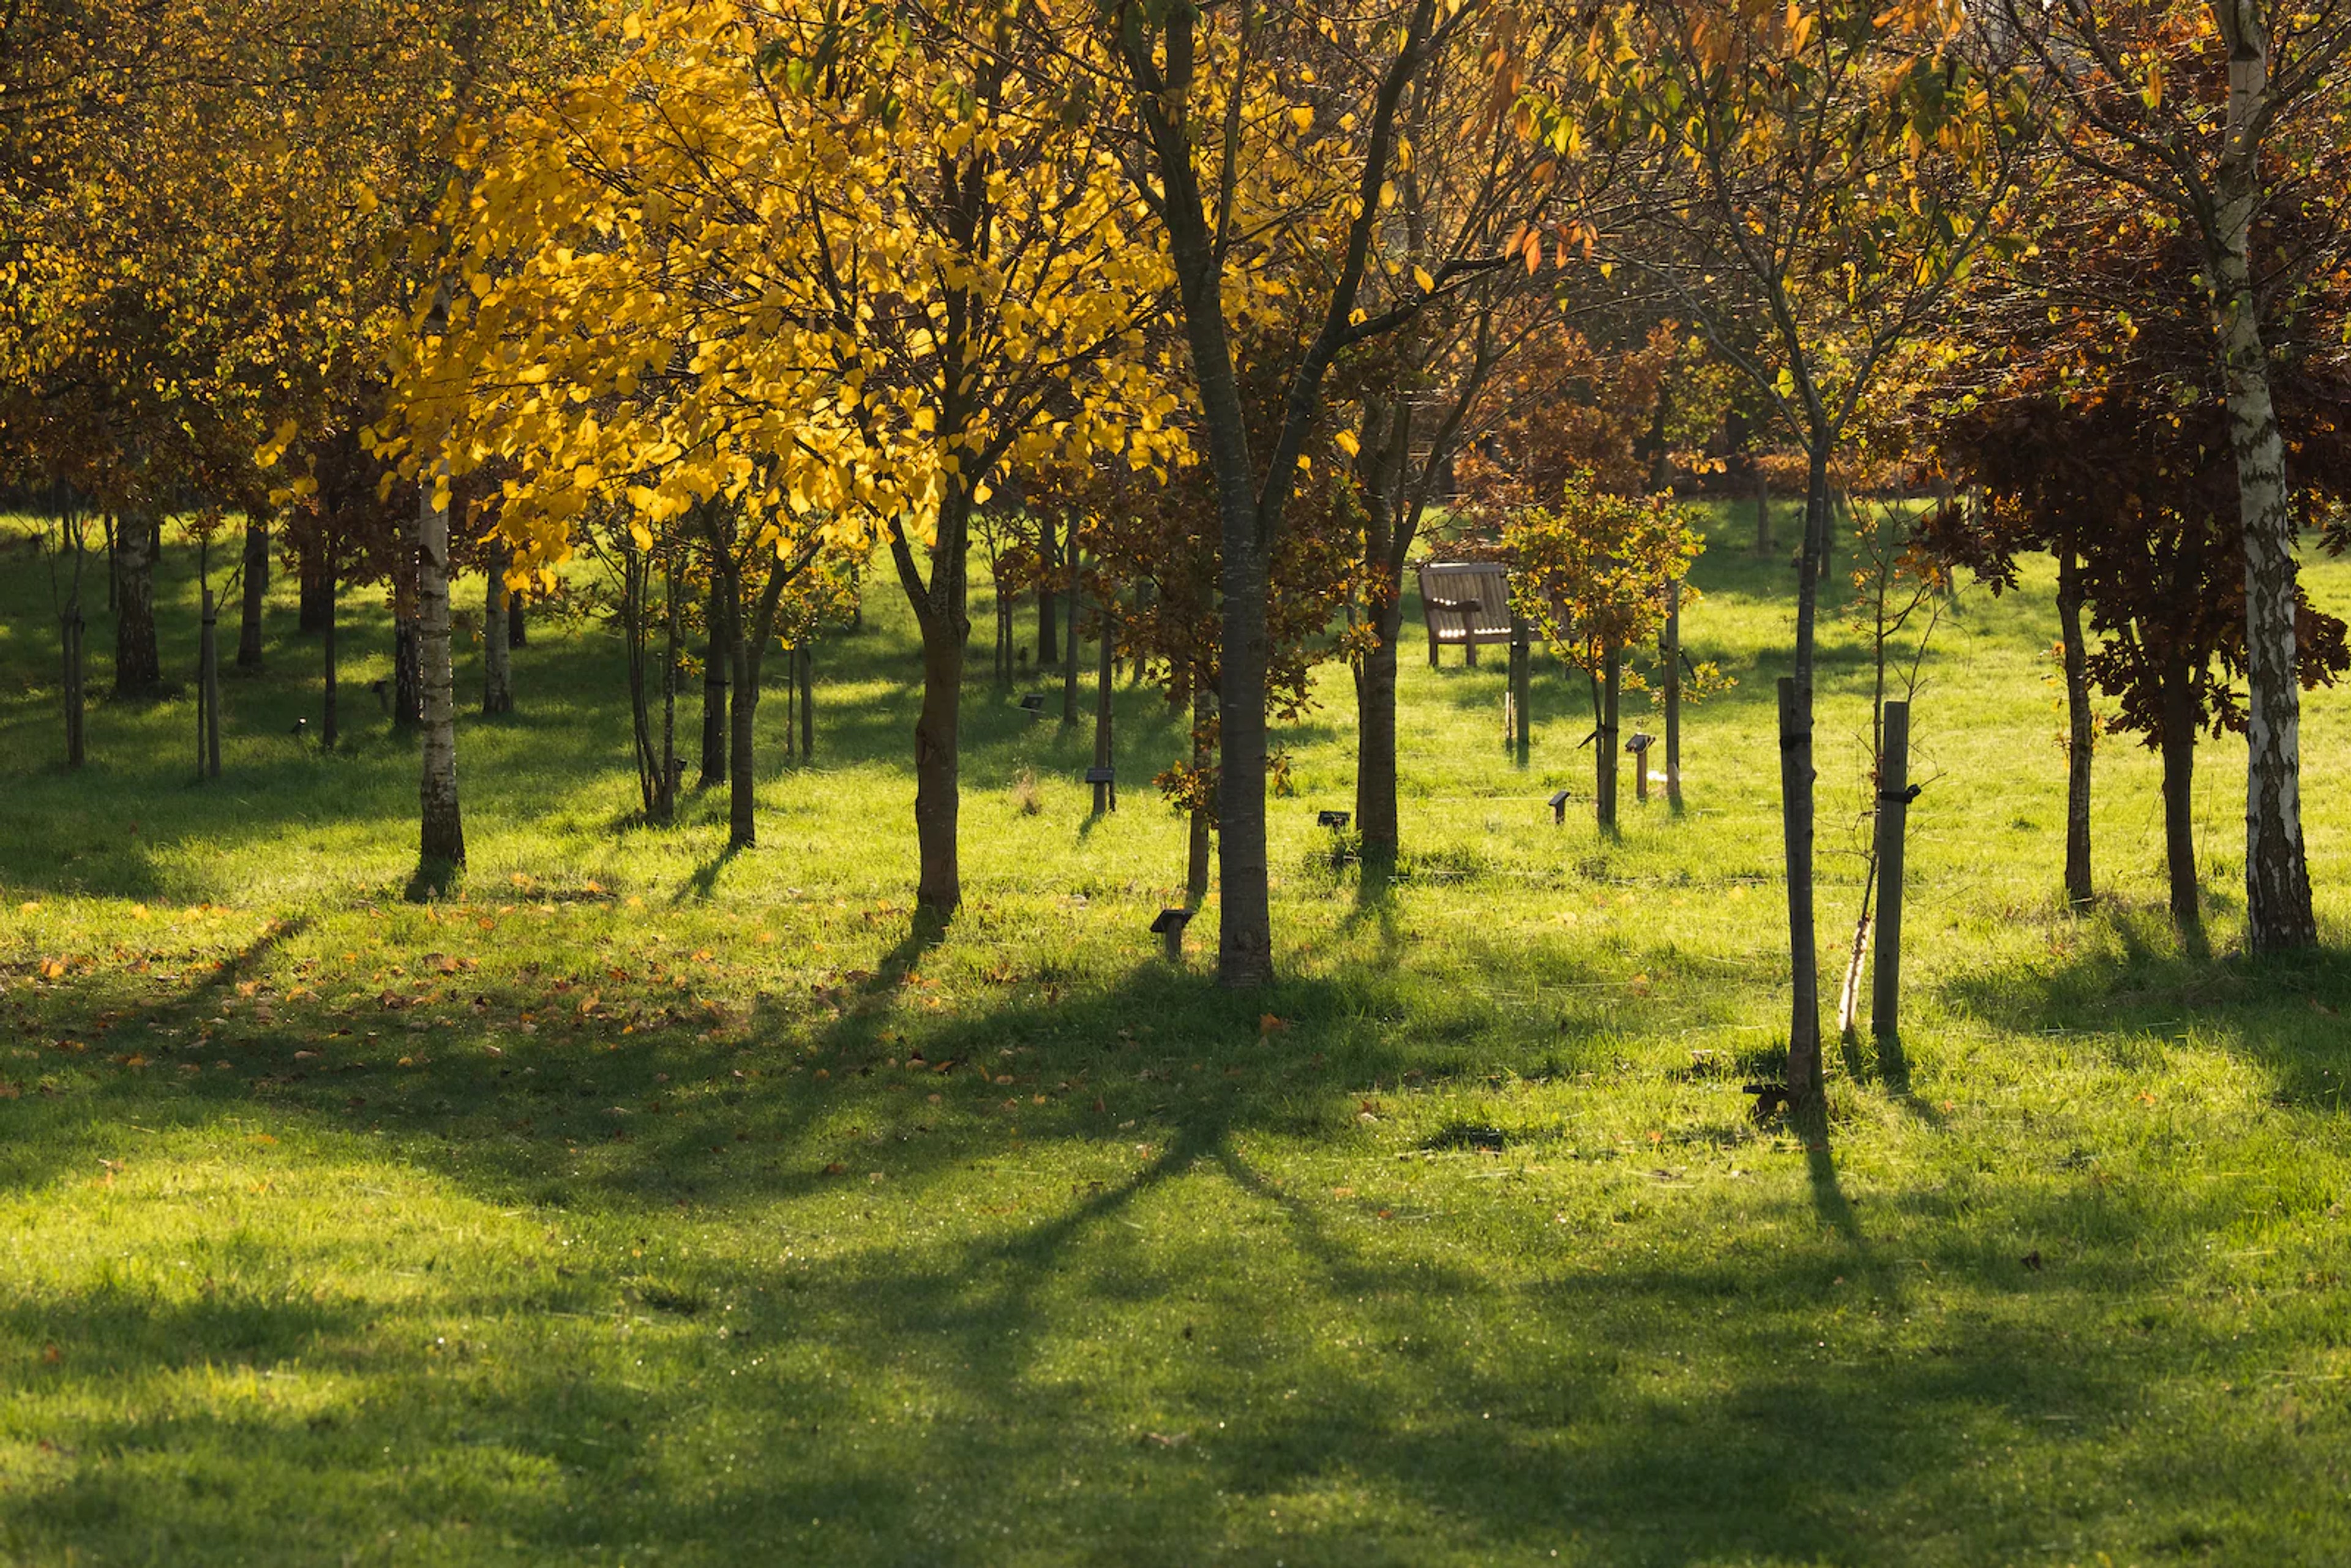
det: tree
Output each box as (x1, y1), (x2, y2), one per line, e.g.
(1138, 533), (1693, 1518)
(1925, 398), (2351, 929)
(417, 463), (465, 872)
(1325, 18), (1569, 871)
(391, 1), (1177, 904)
(1054, 362), (1362, 902)
(1499, 469), (1709, 833)
(1100, 0), (1518, 983)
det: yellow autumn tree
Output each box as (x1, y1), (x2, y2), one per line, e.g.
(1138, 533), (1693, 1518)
(386, 0), (1182, 902)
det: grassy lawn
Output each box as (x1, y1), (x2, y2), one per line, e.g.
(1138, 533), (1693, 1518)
(2, 506), (2348, 1565)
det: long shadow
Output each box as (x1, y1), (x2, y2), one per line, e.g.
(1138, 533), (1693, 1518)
(1936, 898), (2351, 1110)
(675, 841), (744, 903)
(3, 913), (2331, 1562)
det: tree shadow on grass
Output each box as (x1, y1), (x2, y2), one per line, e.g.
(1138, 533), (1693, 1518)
(2, 961), (2325, 1564)
(1934, 898), (2351, 1111)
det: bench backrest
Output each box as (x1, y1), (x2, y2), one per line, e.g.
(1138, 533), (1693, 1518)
(1415, 561), (1514, 640)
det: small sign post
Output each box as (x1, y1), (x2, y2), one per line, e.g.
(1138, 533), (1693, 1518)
(1149, 907), (1194, 963)
(1626, 732), (1655, 804)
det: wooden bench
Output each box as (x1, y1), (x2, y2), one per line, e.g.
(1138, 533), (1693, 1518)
(1415, 561), (1517, 667)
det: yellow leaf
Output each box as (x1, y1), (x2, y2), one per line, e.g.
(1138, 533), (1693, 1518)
(1334, 429), (1360, 458)
(1290, 106), (1314, 132)
(1412, 265), (1436, 294)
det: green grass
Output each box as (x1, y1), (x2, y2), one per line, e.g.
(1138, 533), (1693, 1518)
(2, 505), (2349, 1565)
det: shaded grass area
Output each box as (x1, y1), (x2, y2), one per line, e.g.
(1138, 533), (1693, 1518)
(2, 509), (2349, 1564)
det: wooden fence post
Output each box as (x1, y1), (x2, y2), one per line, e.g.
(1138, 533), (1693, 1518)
(1871, 699), (1913, 1071)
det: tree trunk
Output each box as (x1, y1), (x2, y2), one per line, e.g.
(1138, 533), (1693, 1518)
(700, 571), (729, 789)
(784, 647), (799, 762)
(913, 617), (964, 907)
(483, 536), (513, 715)
(1783, 441), (1832, 1116)
(626, 549), (659, 817)
(418, 478), (465, 869)
(1060, 542), (1081, 726)
(798, 642), (812, 761)
(1354, 394), (1417, 868)
(722, 553), (791, 851)
(322, 572), (340, 746)
(2057, 550), (2093, 907)
(1217, 528), (1275, 985)
(995, 579), (1013, 684)
(1595, 645), (1621, 833)
(727, 596), (759, 851)
(113, 511), (161, 698)
(2160, 651), (2201, 929)
(1188, 682), (1215, 906)
(298, 547), (329, 635)
(2211, 58), (2314, 952)
(237, 520), (268, 669)
(61, 606), (86, 766)
(1355, 604), (1403, 867)
(1663, 579), (1683, 813)
(658, 553), (680, 822)
(507, 593), (526, 647)
(1093, 591), (1116, 814)
(392, 498), (422, 727)
(1037, 511), (1059, 666)
(1870, 700), (1911, 1071)
(197, 586), (221, 778)
(391, 630), (421, 724)
(1509, 617), (1532, 762)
